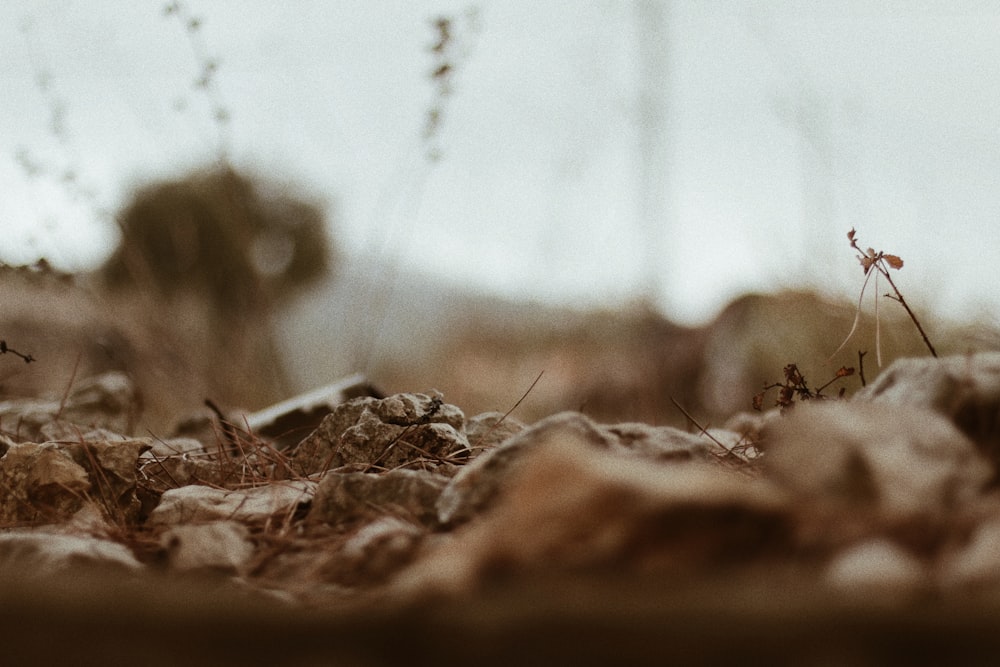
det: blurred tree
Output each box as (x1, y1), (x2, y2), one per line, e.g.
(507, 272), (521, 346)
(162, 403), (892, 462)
(100, 164), (336, 408)
(101, 165), (332, 315)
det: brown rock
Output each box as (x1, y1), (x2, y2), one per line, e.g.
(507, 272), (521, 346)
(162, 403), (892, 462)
(437, 411), (723, 526)
(0, 443), (90, 523)
(160, 521), (254, 574)
(308, 469), (448, 527)
(397, 433), (789, 596)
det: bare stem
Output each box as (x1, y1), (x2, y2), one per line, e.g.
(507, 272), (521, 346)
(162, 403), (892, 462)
(879, 267), (938, 358)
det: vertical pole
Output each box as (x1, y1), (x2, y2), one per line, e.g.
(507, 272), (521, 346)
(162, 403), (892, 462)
(634, 0), (670, 310)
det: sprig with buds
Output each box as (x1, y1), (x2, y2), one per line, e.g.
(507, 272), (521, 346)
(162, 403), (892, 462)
(830, 228), (937, 366)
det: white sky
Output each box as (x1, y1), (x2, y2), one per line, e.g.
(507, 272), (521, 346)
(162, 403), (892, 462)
(1, 1), (999, 326)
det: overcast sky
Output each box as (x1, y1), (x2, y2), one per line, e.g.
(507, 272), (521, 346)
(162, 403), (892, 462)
(2, 1), (999, 326)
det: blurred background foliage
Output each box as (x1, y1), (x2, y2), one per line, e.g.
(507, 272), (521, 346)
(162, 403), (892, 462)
(100, 165), (334, 320)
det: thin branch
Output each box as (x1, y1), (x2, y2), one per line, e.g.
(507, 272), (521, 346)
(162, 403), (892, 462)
(880, 269), (938, 357)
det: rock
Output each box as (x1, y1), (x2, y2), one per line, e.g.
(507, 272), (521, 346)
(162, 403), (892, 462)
(308, 469), (448, 527)
(335, 516), (425, 585)
(763, 402), (992, 520)
(0, 530), (142, 575)
(396, 433), (789, 596)
(825, 538), (927, 596)
(289, 393), (470, 475)
(138, 438), (226, 490)
(238, 374), (384, 450)
(0, 437), (149, 524)
(160, 521), (254, 573)
(0, 443), (90, 523)
(601, 421), (719, 461)
(854, 353), (1000, 471)
(145, 437), (206, 458)
(436, 411), (725, 526)
(939, 518), (1000, 589)
(436, 412), (612, 526)
(0, 371), (141, 441)
(148, 481), (316, 526)
(70, 438), (151, 522)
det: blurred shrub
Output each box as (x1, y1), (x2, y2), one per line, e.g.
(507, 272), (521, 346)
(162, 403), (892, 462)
(101, 165), (333, 318)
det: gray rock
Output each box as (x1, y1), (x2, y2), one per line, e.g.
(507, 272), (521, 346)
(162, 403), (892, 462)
(290, 393), (470, 475)
(763, 402), (992, 519)
(854, 353), (1000, 469)
(308, 469), (448, 527)
(239, 374), (384, 450)
(149, 481), (316, 525)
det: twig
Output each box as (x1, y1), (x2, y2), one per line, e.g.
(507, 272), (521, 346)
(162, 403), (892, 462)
(470, 370), (544, 450)
(881, 270), (937, 357)
(0, 340), (36, 364)
(55, 350), (82, 420)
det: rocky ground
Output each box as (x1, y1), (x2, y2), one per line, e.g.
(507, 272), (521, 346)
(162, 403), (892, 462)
(3, 352), (1000, 664)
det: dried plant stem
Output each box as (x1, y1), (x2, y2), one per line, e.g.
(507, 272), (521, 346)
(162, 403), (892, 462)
(880, 269), (938, 358)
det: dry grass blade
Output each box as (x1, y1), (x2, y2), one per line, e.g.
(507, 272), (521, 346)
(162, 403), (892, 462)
(828, 260), (875, 362)
(470, 370), (543, 451)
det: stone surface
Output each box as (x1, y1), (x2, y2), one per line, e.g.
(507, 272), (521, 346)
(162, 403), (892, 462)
(436, 411), (725, 526)
(464, 411), (526, 455)
(398, 432), (789, 596)
(602, 421), (718, 461)
(160, 521), (254, 573)
(939, 517), (1000, 589)
(289, 393), (470, 475)
(308, 468), (448, 527)
(825, 538), (927, 595)
(148, 481), (316, 526)
(854, 353), (1000, 470)
(763, 402), (992, 520)
(0, 371), (140, 441)
(0, 443), (90, 523)
(0, 437), (149, 524)
(335, 516), (425, 585)
(0, 530), (142, 575)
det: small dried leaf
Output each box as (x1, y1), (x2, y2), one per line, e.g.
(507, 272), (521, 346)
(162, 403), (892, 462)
(835, 366), (855, 378)
(778, 386), (794, 406)
(847, 228), (856, 241)
(883, 254), (904, 270)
